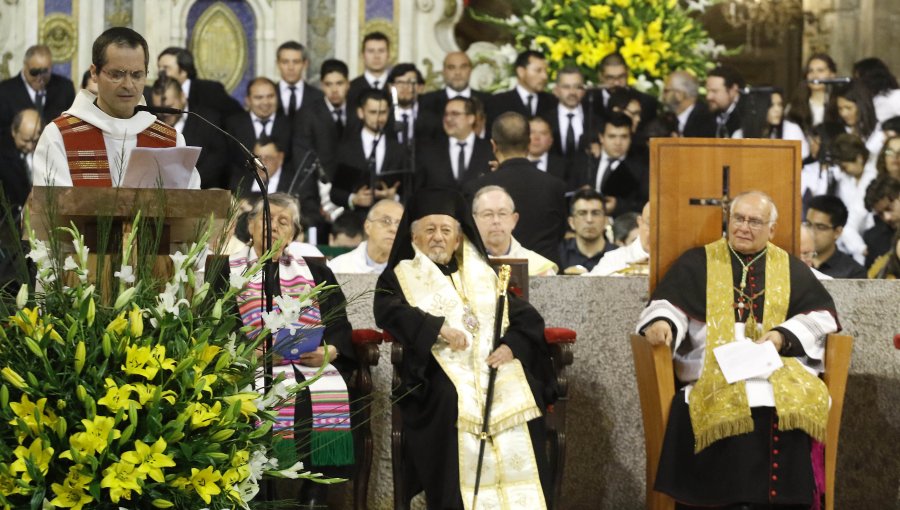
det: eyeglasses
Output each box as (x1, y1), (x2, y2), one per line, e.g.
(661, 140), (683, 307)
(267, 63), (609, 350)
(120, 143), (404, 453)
(101, 68), (147, 83)
(475, 210), (513, 221)
(730, 214), (770, 229)
(801, 250), (818, 260)
(573, 209), (604, 218)
(803, 221), (835, 232)
(28, 67), (50, 77)
(367, 216), (401, 228)
(884, 149), (900, 157)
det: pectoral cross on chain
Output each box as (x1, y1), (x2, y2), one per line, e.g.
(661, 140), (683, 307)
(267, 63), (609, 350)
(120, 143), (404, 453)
(689, 165), (731, 237)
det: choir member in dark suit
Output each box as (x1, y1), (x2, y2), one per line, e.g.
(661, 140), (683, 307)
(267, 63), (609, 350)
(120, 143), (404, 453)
(274, 40), (324, 120)
(528, 116), (570, 184)
(230, 136), (308, 201)
(549, 66), (600, 162)
(0, 108), (41, 225)
(224, 77), (293, 191)
(589, 52), (659, 127)
(662, 71), (717, 138)
(486, 50), (557, 128)
(150, 77), (228, 189)
(347, 32), (391, 113)
(705, 65), (746, 138)
(0, 45), (75, 139)
(386, 64), (442, 147)
(416, 97), (493, 191)
(292, 59), (359, 177)
(464, 112), (568, 265)
(331, 89), (406, 214)
(156, 47), (243, 121)
(570, 113), (644, 217)
(419, 52), (491, 121)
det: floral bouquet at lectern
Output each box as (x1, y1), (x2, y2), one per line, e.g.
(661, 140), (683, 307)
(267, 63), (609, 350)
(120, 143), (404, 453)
(0, 212), (337, 509)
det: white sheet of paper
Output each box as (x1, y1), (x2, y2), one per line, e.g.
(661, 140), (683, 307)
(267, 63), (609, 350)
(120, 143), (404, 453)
(122, 146), (201, 189)
(713, 340), (784, 384)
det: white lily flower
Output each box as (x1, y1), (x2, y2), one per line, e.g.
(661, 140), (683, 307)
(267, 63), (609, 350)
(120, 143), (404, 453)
(114, 264), (135, 283)
(229, 271), (249, 290)
(169, 250), (188, 270)
(27, 239), (50, 267)
(270, 461), (306, 479)
(156, 282), (189, 316)
(686, 0), (713, 13)
(63, 256), (78, 271)
(15, 284), (27, 309)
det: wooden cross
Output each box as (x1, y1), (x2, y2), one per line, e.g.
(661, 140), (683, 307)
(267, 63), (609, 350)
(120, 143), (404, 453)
(688, 165), (731, 236)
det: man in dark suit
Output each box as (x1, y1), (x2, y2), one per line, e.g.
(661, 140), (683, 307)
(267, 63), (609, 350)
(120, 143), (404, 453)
(156, 47), (243, 121)
(549, 66), (600, 163)
(292, 59), (359, 176)
(331, 89), (406, 213)
(528, 116), (570, 184)
(590, 52), (659, 127)
(385, 64), (442, 148)
(347, 32), (391, 113)
(464, 112), (567, 264)
(274, 40), (324, 121)
(662, 70), (716, 138)
(705, 65), (746, 138)
(229, 136), (305, 198)
(419, 52), (491, 120)
(224, 77), (293, 191)
(150, 77), (228, 189)
(416, 97), (493, 190)
(0, 45), (75, 139)
(486, 50), (557, 127)
(570, 113), (644, 217)
(0, 108), (41, 224)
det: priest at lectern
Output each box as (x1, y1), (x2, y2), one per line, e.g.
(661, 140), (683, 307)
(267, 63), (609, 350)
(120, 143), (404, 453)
(33, 27), (201, 189)
(636, 191), (839, 508)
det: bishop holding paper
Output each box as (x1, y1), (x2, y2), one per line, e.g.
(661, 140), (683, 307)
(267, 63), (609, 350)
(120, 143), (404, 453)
(636, 191), (839, 508)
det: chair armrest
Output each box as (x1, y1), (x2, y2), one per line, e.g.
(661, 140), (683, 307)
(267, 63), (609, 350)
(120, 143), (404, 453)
(545, 327), (577, 345)
(351, 328), (383, 346)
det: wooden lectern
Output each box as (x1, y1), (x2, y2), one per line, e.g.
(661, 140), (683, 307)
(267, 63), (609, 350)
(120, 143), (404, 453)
(635, 137), (803, 510)
(27, 187), (231, 292)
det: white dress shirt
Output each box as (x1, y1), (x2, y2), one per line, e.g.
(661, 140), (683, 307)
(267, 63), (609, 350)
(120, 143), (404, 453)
(450, 132), (476, 179)
(250, 112), (273, 138)
(279, 80), (305, 115)
(557, 104), (584, 151)
(529, 152), (549, 173)
(251, 166), (282, 194)
(445, 87), (472, 100)
(676, 103), (696, 135)
(361, 129), (386, 174)
(364, 71), (387, 89)
(516, 84), (538, 115)
(595, 151), (622, 191)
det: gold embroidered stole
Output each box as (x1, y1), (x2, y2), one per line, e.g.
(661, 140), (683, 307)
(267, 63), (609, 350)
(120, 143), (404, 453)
(394, 239), (546, 510)
(690, 239), (829, 453)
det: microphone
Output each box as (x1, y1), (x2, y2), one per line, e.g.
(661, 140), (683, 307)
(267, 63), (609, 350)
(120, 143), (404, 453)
(134, 104), (265, 174)
(806, 77), (852, 85)
(740, 86), (778, 94)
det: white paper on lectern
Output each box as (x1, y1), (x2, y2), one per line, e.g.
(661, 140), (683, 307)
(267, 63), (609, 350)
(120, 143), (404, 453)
(713, 340), (784, 384)
(122, 146), (201, 189)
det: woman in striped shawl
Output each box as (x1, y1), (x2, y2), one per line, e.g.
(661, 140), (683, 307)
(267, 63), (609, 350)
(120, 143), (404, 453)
(230, 193), (357, 507)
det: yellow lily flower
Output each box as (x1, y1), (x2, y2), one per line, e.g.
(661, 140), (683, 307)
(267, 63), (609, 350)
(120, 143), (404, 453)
(129, 305), (143, 338)
(1, 367), (27, 390)
(121, 438), (176, 483)
(9, 394), (58, 436)
(105, 311), (129, 336)
(49, 464), (94, 510)
(97, 378), (142, 414)
(10, 438), (54, 483)
(100, 460), (142, 503)
(189, 466), (222, 504)
(188, 401), (221, 429)
(194, 344), (222, 371)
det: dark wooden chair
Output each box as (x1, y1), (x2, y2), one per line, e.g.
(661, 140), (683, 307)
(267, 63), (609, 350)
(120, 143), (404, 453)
(348, 329), (383, 510)
(630, 333), (853, 510)
(387, 258), (575, 509)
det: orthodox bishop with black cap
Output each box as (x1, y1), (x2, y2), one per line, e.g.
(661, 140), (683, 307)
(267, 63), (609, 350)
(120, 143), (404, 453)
(374, 188), (556, 509)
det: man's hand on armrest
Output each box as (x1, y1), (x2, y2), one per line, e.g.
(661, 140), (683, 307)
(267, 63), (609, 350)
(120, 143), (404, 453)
(643, 319), (673, 347)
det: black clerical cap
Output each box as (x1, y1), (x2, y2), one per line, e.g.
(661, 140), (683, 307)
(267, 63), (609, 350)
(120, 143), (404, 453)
(386, 187), (488, 269)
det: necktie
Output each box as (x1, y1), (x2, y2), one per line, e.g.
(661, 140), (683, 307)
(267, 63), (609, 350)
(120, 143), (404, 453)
(716, 114), (728, 138)
(372, 80), (380, 89)
(598, 158), (616, 193)
(401, 113), (410, 145)
(456, 141), (467, 180)
(258, 118), (270, 139)
(526, 94), (535, 116)
(367, 137), (379, 174)
(34, 91), (45, 117)
(334, 109), (344, 139)
(287, 85), (297, 118)
(565, 112), (577, 155)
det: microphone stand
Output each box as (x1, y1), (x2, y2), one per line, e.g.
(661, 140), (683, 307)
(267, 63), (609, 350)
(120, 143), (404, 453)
(136, 104), (276, 502)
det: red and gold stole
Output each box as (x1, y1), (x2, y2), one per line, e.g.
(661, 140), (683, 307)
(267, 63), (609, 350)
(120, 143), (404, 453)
(52, 114), (177, 187)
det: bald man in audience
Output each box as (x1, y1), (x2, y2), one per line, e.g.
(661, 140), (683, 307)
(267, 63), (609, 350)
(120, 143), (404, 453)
(662, 71), (716, 137)
(473, 185), (558, 276)
(419, 52), (490, 120)
(328, 200), (403, 274)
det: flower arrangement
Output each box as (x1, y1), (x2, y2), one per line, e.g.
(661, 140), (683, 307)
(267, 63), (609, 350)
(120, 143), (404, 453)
(0, 212), (335, 509)
(470, 0), (727, 94)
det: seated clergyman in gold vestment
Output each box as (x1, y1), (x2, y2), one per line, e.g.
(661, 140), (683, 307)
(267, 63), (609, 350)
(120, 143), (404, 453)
(374, 188), (557, 509)
(636, 191), (840, 509)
